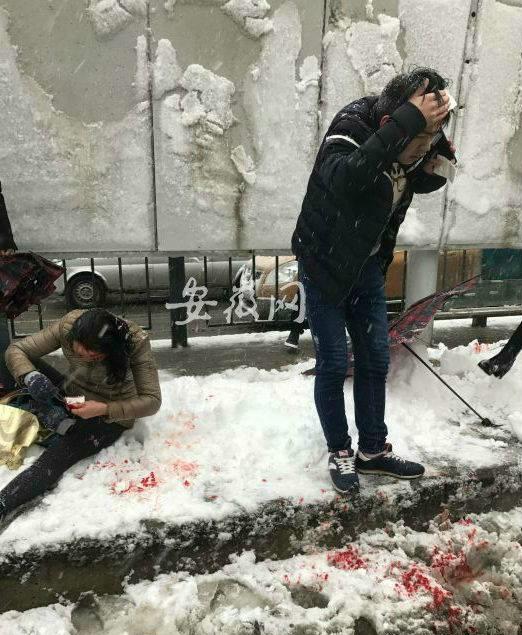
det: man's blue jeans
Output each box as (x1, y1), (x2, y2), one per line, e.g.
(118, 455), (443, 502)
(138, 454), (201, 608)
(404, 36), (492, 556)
(300, 256), (389, 454)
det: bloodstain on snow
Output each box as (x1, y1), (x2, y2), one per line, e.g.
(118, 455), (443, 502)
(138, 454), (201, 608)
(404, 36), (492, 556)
(183, 480), (191, 487)
(430, 546), (474, 583)
(164, 412), (198, 448)
(394, 563), (451, 609)
(327, 546), (367, 571)
(170, 459), (199, 477)
(92, 460), (117, 469)
(458, 517), (474, 526)
(110, 471), (160, 495)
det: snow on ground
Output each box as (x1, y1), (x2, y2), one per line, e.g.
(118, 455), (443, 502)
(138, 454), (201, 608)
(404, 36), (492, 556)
(0, 329), (520, 558)
(4, 506), (522, 634)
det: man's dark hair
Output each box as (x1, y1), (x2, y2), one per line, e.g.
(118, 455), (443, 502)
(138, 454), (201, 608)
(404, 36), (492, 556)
(68, 309), (132, 384)
(375, 67), (451, 124)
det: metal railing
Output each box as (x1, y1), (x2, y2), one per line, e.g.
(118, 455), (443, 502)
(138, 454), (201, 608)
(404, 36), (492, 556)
(8, 248), (522, 341)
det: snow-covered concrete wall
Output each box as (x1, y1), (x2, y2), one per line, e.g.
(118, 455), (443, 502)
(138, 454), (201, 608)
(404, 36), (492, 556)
(0, 0), (155, 253)
(0, 0), (521, 253)
(443, 0), (522, 248)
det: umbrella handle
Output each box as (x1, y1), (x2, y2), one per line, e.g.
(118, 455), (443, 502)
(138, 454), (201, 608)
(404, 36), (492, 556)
(402, 343), (496, 427)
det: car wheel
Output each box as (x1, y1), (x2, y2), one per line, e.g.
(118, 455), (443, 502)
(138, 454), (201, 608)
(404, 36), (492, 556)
(65, 274), (106, 309)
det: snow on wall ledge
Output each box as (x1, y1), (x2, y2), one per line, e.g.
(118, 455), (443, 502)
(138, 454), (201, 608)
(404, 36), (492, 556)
(444, 0), (522, 248)
(0, 0), (521, 253)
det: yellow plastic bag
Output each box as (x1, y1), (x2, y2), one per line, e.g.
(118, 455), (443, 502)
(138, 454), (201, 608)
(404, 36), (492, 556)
(0, 403), (40, 470)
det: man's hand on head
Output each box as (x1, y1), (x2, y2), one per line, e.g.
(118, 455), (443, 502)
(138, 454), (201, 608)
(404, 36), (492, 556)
(408, 78), (450, 130)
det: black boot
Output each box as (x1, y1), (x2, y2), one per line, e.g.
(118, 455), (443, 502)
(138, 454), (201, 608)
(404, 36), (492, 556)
(285, 329), (300, 351)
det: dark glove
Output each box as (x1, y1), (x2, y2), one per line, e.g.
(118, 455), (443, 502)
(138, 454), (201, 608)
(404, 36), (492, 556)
(478, 348), (517, 379)
(24, 371), (60, 403)
(39, 403), (76, 435)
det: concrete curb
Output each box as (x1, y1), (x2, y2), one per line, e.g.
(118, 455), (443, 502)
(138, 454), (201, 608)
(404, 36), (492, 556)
(1, 462), (521, 612)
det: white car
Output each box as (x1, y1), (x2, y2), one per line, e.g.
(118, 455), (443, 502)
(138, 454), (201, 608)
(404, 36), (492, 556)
(54, 256), (248, 308)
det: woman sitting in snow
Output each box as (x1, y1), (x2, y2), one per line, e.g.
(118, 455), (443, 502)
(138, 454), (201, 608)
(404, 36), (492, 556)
(479, 321), (522, 379)
(0, 308), (161, 524)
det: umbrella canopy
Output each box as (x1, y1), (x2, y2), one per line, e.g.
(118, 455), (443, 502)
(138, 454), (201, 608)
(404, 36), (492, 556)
(387, 277), (478, 347)
(0, 253), (64, 319)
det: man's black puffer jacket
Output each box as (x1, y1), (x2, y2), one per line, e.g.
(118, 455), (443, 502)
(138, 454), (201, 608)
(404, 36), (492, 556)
(292, 96), (447, 306)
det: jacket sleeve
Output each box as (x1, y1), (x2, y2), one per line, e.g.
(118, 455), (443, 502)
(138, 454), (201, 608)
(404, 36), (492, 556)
(406, 158), (447, 194)
(319, 102), (427, 197)
(105, 336), (162, 423)
(0, 181), (17, 251)
(5, 319), (62, 382)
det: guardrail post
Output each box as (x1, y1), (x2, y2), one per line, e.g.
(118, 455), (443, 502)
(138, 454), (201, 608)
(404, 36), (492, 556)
(168, 257), (188, 348)
(405, 250), (439, 344)
(0, 313), (14, 394)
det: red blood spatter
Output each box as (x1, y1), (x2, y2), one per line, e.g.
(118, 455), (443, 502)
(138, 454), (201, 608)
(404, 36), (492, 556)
(316, 572), (329, 582)
(430, 547), (473, 582)
(458, 518), (474, 526)
(140, 472), (158, 489)
(171, 459), (199, 477)
(398, 564), (451, 609)
(110, 471), (160, 495)
(327, 546), (367, 571)
(183, 480), (191, 487)
(92, 460), (117, 470)
(282, 573), (302, 586)
(447, 605), (463, 624)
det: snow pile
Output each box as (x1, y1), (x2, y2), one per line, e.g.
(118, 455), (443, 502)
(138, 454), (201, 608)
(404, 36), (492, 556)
(231, 145), (257, 184)
(222, 0), (273, 38)
(4, 508), (522, 633)
(180, 65), (235, 130)
(0, 335), (520, 556)
(397, 207), (434, 246)
(152, 39), (182, 100)
(87, 0), (147, 38)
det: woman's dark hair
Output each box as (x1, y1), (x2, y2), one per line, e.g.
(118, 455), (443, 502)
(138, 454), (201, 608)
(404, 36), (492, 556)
(68, 309), (132, 384)
(375, 67), (451, 125)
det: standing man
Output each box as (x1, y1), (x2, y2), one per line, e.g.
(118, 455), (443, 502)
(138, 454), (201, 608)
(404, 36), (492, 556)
(292, 68), (454, 493)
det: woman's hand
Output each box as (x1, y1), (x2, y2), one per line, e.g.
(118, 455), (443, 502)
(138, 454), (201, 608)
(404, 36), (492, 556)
(70, 400), (108, 419)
